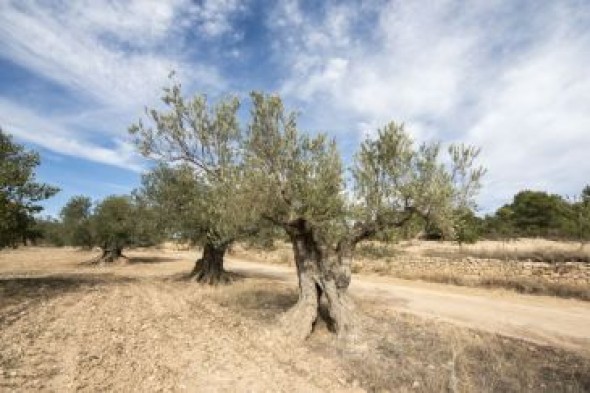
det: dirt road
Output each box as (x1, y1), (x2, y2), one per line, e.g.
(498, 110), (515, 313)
(226, 258), (590, 353)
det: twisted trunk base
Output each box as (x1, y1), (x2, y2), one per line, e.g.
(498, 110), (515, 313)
(190, 243), (233, 285)
(280, 220), (358, 341)
(280, 274), (358, 341)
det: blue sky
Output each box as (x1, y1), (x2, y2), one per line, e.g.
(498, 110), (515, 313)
(1, 0), (589, 217)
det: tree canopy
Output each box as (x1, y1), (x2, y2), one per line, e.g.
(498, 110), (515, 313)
(0, 128), (58, 248)
(60, 195), (93, 248)
(349, 123), (485, 244)
(129, 84), (261, 283)
(244, 92), (345, 240)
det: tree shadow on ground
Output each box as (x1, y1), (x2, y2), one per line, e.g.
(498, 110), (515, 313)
(127, 256), (182, 264)
(213, 284), (298, 323)
(166, 268), (246, 284)
(0, 273), (137, 326)
(230, 268), (293, 282)
(209, 279), (336, 333)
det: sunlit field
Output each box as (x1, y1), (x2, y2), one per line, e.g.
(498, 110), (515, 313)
(1, 247), (589, 392)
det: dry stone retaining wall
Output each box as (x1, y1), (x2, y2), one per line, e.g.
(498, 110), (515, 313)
(356, 256), (590, 285)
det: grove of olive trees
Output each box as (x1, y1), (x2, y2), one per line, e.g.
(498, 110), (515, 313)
(129, 84), (485, 339)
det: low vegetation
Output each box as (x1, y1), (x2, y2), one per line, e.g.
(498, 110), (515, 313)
(424, 240), (590, 263)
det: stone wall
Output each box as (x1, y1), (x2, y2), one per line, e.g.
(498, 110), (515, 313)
(354, 256), (590, 286)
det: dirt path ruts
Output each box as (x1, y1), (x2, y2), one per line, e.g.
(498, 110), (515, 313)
(226, 258), (590, 354)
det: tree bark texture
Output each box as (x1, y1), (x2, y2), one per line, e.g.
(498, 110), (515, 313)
(280, 219), (356, 341)
(190, 242), (233, 285)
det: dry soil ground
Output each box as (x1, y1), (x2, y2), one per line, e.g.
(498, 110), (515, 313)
(227, 258), (590, 353)
(1, 247), (589, 392)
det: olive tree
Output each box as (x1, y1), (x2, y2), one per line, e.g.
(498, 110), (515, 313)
(245, 97), (485, 340)
(60, 195), (93, 248)
(90, 195), (137, 263)
(137, 163), (257, 283)
(245, 93), (347, 339)
(0, 128), (58, 248)
(129, 84), (259, 284)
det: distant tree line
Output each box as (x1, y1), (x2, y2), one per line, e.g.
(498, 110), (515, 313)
(32, 186), (590, 252)
(416, 187), (590, 244)
(479, 187), (590, 242)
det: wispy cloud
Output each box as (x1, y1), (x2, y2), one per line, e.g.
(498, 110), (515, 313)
(191, 0), (248, 38)
(0, 0), (246, 171)
(0, 0), (231, 109)
(0, 97), (143, 171)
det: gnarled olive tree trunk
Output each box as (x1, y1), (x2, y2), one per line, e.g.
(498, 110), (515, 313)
(190, 241), (233, 285)
(280, 219), (356, 341)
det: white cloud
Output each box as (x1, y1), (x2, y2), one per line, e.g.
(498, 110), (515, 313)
(467, 30), (590, 209)
(269, 0), (590, 211)
(63, 0), (181, 46)
(0, 98), (143, 171)
(0, 0), (246, 170)
(271, 1), (488, 135)
(0, 0), (228, 109)
(192, 0), (247, 38)
(1, 0), (589, 213)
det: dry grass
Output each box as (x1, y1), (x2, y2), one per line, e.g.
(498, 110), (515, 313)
(386, 271), (590, 301)
(355, 242), (399, 260)
(357, 308), (590, 393)
(2, 247), (589, 391)
(230, 242), (294, 266)
(211, 280), (590, 392)
(420, 238), (590, 263)
(236, 238), (590, 264)
(232, 239), (590, 301)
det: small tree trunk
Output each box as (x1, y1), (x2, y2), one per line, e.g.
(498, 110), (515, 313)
(280, 220), (357, 341)
(190, 242), (233, 285)
(91, 246), (124, 264)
